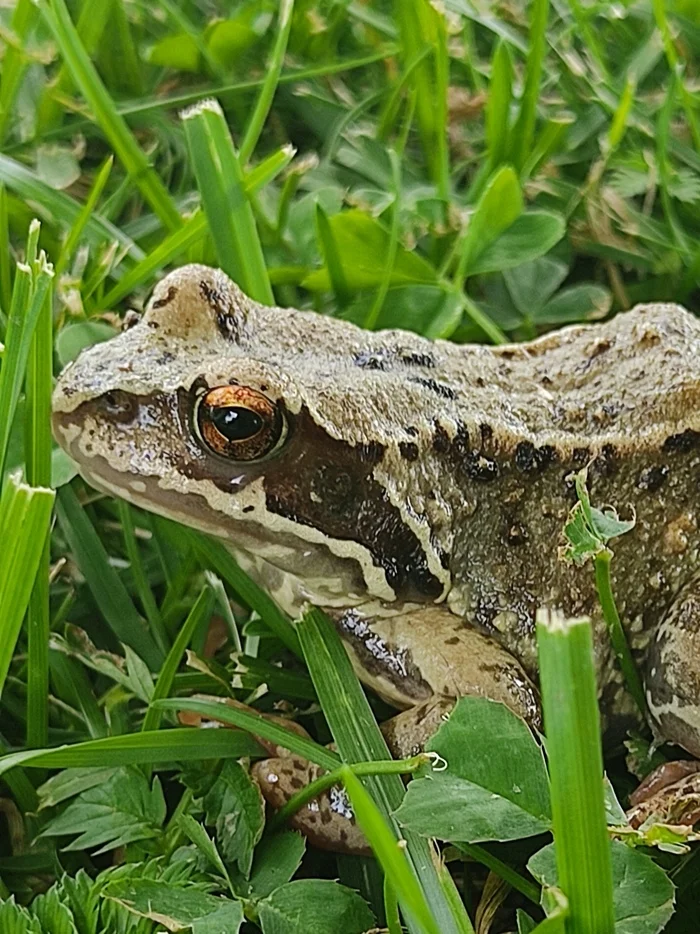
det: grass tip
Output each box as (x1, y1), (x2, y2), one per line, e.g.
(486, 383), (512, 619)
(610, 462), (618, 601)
(180, 98), (224, 121)
(535, 608), (590, 633)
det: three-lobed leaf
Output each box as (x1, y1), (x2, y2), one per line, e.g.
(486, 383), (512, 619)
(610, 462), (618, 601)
(395, 696), (551, 844)
(528, 841), (675, 934)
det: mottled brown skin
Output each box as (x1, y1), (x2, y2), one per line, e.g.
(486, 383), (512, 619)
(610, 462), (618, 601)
(52, 265), (700, 850)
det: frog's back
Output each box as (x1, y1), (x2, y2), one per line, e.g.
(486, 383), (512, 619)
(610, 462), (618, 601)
(472, 303), (700, 453)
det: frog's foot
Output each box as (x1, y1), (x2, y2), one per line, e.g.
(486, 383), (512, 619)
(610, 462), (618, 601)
(646, 581), (700, 758)
(333, 604), (542, 732)
(627, 760), (700, 828)
(251, 754), (371, 856)
(177, 694), (371, 855)
(255, 609), (541, 854)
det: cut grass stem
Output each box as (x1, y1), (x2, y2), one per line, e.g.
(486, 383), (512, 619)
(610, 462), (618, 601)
(536, 609), (615, 934)
(594, 550), (647, 719)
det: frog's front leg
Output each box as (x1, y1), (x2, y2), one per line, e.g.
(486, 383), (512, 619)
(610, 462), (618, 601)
(252, 607), (540, 853)
(646, 579), (700, 757)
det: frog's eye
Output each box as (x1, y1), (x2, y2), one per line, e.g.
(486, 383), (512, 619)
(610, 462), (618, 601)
(195, 385), (286, 461)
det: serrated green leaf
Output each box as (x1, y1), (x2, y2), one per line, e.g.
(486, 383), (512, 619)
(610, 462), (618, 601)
(248, 832), (306, 899)
(562, 470), (636, 564)
(203, 760), (265, 877)
(0, 898), (42, 934)
(258, 879), (375, 934)
(104, 878), (244, 933)
(30, 886), (79, 934)
(40, 767), (167, 854)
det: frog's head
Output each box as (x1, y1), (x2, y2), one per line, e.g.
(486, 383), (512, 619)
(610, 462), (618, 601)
(52, 265), (450, 609)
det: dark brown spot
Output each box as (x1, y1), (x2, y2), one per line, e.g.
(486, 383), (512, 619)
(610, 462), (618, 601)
(122, 309), (141, 331)
(663, 430), (700, 453)
(638, 465), (669, 492)
(151, 285), (178, 309)
(506, 523), (527, 546)
(480, 423), (493, 444)
(354, 349), (390, 370)
(399, 442), (419, 461)
(199, 279), (241, 341)
(409, 376), (456, 400)
(242, 505), (254, 513)
(191, 375), (209, 395)
(572, 446), (590, 467)
(401, 351), (435, 368)
(290, 777), (303, 789)
(433, 424), (450, 453)
(320, 808), (332, 825)
(445, 636), (459, 645)
(515, 441), (556, 473)
(596, 443), (618, 476)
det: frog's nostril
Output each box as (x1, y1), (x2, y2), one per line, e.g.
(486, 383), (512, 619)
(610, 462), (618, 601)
(99, 389), (136, 421)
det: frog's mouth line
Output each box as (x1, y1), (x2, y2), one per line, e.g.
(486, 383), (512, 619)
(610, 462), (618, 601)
(53, 411), (381, 614)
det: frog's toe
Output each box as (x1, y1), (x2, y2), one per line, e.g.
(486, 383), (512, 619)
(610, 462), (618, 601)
(252, 756), (370, 856)
(627, 760), (700, 829)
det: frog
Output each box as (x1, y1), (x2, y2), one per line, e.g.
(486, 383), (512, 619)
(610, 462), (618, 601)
(52, 264), (700, 851)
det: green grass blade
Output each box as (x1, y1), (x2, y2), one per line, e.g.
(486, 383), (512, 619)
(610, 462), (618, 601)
(55, 485), (163, 669)
(157, 695), (339, 771)
(297, 608), (474, 934)
(36, 0), (116, 132)
(395, 0), (449, 200)
(142, 586), (214, 735)
(315, 202), (351, 306)
(185, 528), (300, 656)
(536, 609), (615, 934)
(49, 650), (108, 739)
(511, 0), (550, 171)
(0, 232), (53, 482)
(0, 475), (55, 699)
(0, 0), (37, 143)
(24, 251), (54, 748)
(652, 0), (700, 152)
(486, 41), (513, 169)
(55, 156), (113, 278)
(0, 728), (264, 779)
(0, 154), (144, 261)
(117, 500), (168, 653)
(0, 186), (11, 321)
(100, 210), (207, 309)
(114, 47), (399, 119)
(244, 145), (296, 195)
(37, 0), (182, 232)
(342, 766), (441, 934)
(239, 0), (295, 164)
(182, 99), (273, 303)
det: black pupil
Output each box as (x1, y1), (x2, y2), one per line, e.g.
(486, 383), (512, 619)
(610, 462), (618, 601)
(211, 406), (264, 441)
